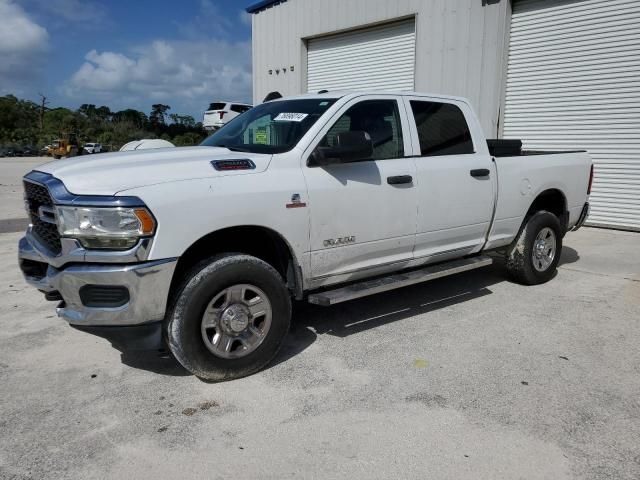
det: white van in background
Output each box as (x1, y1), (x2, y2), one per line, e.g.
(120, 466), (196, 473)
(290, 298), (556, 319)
(203, 101), (252, 131)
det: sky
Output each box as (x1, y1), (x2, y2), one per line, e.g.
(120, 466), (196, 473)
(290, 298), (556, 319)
(0, 0), (254, 120)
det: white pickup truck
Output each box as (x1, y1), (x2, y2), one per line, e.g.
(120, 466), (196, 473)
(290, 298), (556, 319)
(19, 91), (592, 380)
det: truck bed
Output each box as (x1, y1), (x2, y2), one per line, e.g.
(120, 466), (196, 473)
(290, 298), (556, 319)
(486, 148), (592, 251)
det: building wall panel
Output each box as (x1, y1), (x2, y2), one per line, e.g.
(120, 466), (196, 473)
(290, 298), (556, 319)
(251, 0), (510, 137)
(504, 0), (640, 230)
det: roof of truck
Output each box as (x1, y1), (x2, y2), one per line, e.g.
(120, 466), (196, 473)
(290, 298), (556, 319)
(274, 90), (471, 104)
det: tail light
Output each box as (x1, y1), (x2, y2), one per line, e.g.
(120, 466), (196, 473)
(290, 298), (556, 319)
(587, 164), (594, 195)
(219, 111), (226, 120)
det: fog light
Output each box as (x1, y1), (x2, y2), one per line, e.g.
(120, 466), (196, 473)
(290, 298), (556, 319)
(79, 285), (130, 308)
(78, 237), (138, 250)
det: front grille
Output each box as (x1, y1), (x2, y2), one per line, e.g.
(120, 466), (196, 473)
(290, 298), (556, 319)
(23, 180), (62, 254)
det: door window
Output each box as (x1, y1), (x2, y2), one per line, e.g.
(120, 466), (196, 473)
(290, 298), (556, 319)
(409, 101), (474, 156)
(320, 100), (404, 160)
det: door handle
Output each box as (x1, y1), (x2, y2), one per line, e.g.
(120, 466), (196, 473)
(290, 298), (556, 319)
(387, 175), (413, 185)
(470, 168), (490, 178)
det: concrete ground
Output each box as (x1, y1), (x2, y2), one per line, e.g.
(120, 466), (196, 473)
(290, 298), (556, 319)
(1, 157), (639, 479)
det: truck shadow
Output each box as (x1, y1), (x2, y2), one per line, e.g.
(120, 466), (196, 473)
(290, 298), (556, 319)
(295, 263), (503, 338)
(270, 261), (506, 368)
(558, 245), (579, 266)
(118, 349), (191, 376)
(272, 245), (580, 368)
(117, 245), (580, 376)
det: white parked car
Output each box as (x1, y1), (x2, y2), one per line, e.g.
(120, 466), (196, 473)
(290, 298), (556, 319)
(83, 143), (102, 154)
(202, 101), (252, 131)
(19, 91), (592, 381)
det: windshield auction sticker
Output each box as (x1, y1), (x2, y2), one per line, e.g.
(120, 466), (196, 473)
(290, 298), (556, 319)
(274, 112), (308, 122)
(254, 128), (267, 144)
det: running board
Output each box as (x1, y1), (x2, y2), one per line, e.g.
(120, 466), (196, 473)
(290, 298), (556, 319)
(307, 255), (493, 306)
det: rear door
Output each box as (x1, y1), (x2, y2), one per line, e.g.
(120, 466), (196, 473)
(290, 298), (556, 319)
(402, 96), (495, 260)
(303, 96), (417, 279)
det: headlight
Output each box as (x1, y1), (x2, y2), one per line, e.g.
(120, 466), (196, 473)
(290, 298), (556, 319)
(55, 206), (156, 250)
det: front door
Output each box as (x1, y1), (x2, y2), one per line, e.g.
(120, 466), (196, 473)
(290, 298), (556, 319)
(303, 97), (417, 279)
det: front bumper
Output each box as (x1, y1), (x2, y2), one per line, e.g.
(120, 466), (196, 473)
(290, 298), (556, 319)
(19, 233), (177, 327)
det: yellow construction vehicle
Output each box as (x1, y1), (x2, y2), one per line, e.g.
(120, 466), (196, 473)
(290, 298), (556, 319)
(50, 133), (80, 159)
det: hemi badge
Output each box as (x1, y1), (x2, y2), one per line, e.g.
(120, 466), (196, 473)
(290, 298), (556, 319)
(286, 193), (306, 209)
(211, 159), (256, 171)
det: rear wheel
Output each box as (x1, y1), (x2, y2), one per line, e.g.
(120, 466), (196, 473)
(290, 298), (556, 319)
(166, 254), (291, 381)
(505, 210), (562, 285)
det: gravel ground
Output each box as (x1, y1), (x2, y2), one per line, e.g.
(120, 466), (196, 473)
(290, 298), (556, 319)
(0, 156), (639, 479)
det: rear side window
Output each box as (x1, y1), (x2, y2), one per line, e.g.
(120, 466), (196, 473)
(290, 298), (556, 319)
(409, 101), (474, 156)
(320, 99), (404, 160)
(230, 104), (251, 113)
(208, 102), (226, 111)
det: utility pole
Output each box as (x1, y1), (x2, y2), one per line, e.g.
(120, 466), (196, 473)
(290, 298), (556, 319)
(37, 93), (49, 131)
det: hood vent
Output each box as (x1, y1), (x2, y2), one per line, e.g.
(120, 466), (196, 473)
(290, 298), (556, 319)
(210, 159), (256, 171)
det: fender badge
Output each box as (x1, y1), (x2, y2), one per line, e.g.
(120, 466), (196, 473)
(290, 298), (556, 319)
(286, 193), (306, 209)
(323, 236), (355, 247)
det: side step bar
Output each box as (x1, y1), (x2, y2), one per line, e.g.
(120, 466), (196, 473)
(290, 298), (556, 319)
(307, 255), (493, 306)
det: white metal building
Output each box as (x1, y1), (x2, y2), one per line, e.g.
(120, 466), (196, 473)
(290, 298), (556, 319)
(247, 0), (640, 231)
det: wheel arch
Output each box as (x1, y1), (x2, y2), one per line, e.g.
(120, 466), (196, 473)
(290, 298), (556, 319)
(523, 188), (568, 234)
(169, 225), (303, 301)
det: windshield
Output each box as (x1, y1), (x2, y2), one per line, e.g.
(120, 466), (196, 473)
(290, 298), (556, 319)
(201, 98), (337, 154)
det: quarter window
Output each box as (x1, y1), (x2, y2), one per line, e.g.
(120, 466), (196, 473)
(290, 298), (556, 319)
(409, 101), (474, 156)
(320, 100), (404, 160)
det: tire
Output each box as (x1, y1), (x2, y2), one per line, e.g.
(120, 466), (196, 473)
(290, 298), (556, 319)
(166, 254), (291, 381)
(505, 210), (563, 285)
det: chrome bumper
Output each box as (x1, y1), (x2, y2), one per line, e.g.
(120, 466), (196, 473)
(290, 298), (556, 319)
(19, 234), (177, 327)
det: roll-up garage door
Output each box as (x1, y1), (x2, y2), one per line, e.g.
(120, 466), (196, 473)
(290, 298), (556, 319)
(503, 0), (640, 231)
(307, 19), (415, 93)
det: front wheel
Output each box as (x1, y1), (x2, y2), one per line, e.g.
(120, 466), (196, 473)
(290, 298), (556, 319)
(166, 254), (291, 381)
(505, 210), (563, 285)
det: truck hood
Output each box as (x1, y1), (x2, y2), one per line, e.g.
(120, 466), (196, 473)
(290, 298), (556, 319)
(34, 146), (272, 195)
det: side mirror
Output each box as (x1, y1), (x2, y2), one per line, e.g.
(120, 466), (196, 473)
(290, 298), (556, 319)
(309, 131), (373, 166)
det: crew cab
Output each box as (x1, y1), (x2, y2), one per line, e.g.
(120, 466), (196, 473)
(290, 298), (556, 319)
(18, 91), (592, 381)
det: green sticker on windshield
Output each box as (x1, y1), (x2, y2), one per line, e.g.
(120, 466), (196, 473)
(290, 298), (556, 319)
(319, 101), (329, 106)
(254, 127), (267, 144)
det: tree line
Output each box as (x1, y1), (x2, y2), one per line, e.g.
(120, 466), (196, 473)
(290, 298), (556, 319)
(0, 94), (208, 151)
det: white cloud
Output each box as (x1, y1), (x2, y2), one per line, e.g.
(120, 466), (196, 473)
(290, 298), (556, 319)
(65, 38), (252, 115)
(0, 0), (49, 92)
